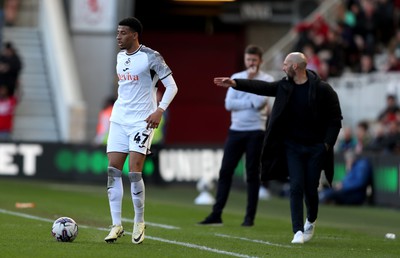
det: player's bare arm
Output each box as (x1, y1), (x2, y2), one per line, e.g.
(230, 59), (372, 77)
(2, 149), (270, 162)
(145, 107), (164, 129)
(213, 77), (236, 88)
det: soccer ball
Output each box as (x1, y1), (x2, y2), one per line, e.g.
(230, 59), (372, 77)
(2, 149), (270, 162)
(51, 217), (78, 242)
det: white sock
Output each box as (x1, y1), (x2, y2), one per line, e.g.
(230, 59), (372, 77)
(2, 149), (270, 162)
(129, 172), (145, 223)
(107, 167), (123, 226)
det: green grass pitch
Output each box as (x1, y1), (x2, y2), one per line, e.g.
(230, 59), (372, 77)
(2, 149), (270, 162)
(0, 178), (399, 258)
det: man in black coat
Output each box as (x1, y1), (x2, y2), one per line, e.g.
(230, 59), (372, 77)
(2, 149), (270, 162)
(214, 52), (342, 244)
(0, 42), (23, 97)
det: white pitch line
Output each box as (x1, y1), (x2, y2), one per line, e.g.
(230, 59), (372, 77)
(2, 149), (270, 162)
(122, 217), (180, 229)
(145, 236), (258, 258)
(0, 208), (55, 223)
(0, 208), (258, 258)
(215, 233), (294, 248)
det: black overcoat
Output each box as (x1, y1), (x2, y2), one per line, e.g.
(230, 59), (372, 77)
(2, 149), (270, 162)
(234, 70), (342, 185)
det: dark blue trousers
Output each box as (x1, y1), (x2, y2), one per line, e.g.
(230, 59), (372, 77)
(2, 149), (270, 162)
(284, 139), (326, 233)
(212, 129), (264, 222)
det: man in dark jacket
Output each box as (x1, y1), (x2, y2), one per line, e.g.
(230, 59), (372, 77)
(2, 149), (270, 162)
(214, 52), (342, 244)
(0, 42), (23, 96)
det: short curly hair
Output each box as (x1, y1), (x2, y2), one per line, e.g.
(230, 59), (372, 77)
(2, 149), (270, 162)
(118, 17), (143, 36)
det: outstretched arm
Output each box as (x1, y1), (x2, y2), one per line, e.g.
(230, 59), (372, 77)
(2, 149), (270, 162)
(214, 77), (237, 88)
(215, 77), (279, 97)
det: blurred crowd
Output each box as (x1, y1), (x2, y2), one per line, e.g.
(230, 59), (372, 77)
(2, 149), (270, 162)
(0, 0), (21, 140)
(286, 0), (400, 207)
(290, 0), (400, 207)
(318, 93), (400, 206)
(336, 93), (400, 156)
(0, 41), (22, 140)
(292, 0), (400, 80)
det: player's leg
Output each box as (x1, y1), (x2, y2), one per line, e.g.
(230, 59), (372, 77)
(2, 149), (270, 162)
(304, 143), (325, 223)
(303, 143), (326, 242)
(107, 152), (128, 225)
(128, 126), (153, 244)
(104, 122), (129, 243)
(129, 151), (146, 224)
(242, 130), (264, 226)
(284, 139), (306, 243)
(199, 130), (246, 225)
(128, 151), (146, 244)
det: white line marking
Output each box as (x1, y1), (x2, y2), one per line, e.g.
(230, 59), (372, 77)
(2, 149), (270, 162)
(215, 233), (294, 248)
(145, 236), (258, 258)
(0, 209), (54, 223)
(0, 208), (258, 258)
(122, 217), (180, 229)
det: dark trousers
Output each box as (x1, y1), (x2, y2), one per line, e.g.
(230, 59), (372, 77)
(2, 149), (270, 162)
(211, 130), (264, 222)
(284, 139), (326, 233)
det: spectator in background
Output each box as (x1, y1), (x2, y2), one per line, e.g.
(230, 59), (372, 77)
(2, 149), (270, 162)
(377, 94), (400, 125)
(317, 61), (330, 81)
(353, 0), (378, 55)
(293, 14), (330, 54)
(384, 52), (400, 72)
(0, 83), (17, 140)
(375, 0), (395, 47)
(322, 29), (346, 77)
(302, 44), (321, 73)
(319, 150), (373, 205)
(366, 121), (386, 152)
(292, 0), (400, 76)
(343, 0), (359, 29)
(93, 96), (115, 145)
(337, 1), (362, 71)
(380, 120), (400, 153)
(384, 28), (400, 71)
(4, 0), (19, 26)
(199, 45), (274, 227)
(0, 41), (22, 97)
(354, 53), (376, 73)
(355, 120), (371, 154)
(387, 29), (400, 60)
(337, 126), (356, 153)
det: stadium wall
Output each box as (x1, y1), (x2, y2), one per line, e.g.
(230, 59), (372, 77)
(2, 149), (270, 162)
(39, 0), (86, 142)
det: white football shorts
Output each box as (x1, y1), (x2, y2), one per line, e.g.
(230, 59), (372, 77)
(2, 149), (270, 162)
(107, 121), (154, 155)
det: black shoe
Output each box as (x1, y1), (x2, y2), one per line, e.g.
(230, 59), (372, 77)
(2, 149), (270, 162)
(241, 220), (254, 227)
(198, 216), (223, 226)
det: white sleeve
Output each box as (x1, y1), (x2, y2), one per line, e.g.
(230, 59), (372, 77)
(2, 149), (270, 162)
(159, 74), (178, 111)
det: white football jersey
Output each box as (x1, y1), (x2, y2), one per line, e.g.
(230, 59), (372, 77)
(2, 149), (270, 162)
(110, 45), (172, 126)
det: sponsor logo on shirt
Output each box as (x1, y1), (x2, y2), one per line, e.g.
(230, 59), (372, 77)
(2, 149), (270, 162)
(117, 73), (139, 81)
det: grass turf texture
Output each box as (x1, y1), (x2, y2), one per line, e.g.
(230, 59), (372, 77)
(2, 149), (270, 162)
(0, 178), (399, 258)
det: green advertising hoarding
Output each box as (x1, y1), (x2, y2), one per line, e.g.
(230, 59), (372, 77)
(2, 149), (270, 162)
(0, 142), (399, 208)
